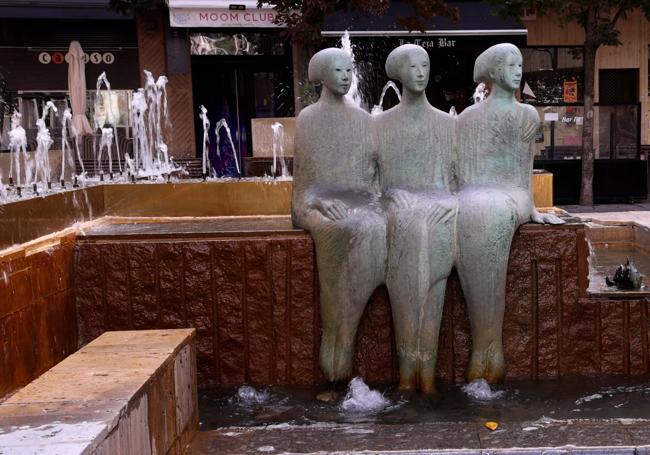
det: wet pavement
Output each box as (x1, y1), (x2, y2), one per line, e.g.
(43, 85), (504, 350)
(187, 377), (650, 454)
(561, 202), (650, 229)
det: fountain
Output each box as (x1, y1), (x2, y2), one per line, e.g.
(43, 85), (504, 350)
(8, 110), (27, 193)
(199, 104), (210, 179)
(472, 81), (488, 103)
(214, 118), (240, 176)
(371, 81), (401, 115)
(33, 100), (57, 192)
(340, 30), (363, 109)
(270, 121), (289, 178)
(59, 108), (74, 187)
(3, 42), (650, 455)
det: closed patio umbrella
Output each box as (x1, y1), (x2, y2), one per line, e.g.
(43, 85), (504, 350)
(65, 40), (92, 137)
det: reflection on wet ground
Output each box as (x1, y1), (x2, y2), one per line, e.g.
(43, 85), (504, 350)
(198, 376), (650, 430)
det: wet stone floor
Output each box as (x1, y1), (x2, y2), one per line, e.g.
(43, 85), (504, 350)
(188, 377), (650, 454)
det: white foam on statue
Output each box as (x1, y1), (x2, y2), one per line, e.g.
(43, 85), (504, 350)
(340, 377), (391, 413)
(462, 379), (505, 401)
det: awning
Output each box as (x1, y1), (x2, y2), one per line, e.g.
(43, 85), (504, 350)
(167, 0), (281, 28)
(323, 1), (527, 37)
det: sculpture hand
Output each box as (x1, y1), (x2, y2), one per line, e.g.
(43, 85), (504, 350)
(531, 210), (565, 225)
(315, 199), (350, 221)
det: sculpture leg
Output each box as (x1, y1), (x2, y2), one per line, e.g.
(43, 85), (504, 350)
(387, 203), (454, 393)
(418, 210), (456, 394)
(457, 189), (519, 384)
(313, 211), (386, 382)
(386, 210), (425, 390)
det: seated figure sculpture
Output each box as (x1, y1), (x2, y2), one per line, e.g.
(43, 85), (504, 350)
(456, 43), (564, 384)
(291, 48), (387, 382)
(375, 44), (456, 394)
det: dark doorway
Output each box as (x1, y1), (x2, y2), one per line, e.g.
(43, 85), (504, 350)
(191, 54), (294, 177)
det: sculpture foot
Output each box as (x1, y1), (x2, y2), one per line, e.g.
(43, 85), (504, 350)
(398, 376), (417, 392)
(320, 341), (354, 383)
(466, 342), (505, 384)
(419, 381), (438, 397)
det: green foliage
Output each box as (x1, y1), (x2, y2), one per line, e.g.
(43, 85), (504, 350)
(262, 0), (458, 43)
(109, 0), (165, 14)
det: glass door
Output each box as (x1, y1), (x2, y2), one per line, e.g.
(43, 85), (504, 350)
(191, 54), (294, 177)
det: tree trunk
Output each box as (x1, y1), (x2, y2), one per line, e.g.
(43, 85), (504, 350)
(580, 4), (598, 206)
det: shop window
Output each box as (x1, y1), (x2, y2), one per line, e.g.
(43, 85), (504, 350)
(532, 106), (584, 159)
(521, 47), (583, 105)
(190, 33), (285, 56)
(596, 104), (640, 159)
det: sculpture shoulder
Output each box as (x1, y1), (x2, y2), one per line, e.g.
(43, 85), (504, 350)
(430, 106), (456, 127)
(346, 102), (373, 124)
(518, 102), (540, 124)
(456, 102), (483, 124)
(372, 105), (398, 128)
(296, 104), (319, 125)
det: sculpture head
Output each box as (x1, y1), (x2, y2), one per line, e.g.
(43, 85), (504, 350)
(308, 48), (352, 96)
(385, 44), (429, 94)
(473, 43), (522, 92)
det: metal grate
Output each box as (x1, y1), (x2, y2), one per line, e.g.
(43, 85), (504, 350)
(599, 69), (638, 105)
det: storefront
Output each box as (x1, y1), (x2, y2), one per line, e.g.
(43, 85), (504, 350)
(168, 0), (294, 177)
(322, 2), (527, 115)
(0, 2), (139, 156)
(323, 2), (649, 203)
(525, 46), (646, 203)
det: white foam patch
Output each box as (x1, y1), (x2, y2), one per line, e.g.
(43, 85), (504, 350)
(461, 379), (505, 401)
(340, 377), (391, 413)
(574, 393), (603, 405)
(236, 385), (270, 405)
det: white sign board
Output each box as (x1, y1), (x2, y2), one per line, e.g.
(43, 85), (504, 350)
(170, 8), (281, 28)
(544, 112), (559, 122)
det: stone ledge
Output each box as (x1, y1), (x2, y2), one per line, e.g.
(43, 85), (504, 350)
(0, 329), (198, 455)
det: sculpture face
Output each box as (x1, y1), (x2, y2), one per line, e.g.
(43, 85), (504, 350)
(399, 52), (429, 93)
(322, 54), (352, 96)
(493, 52), (522, 92)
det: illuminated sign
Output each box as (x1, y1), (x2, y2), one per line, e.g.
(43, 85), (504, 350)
(170, 8), (281, 28)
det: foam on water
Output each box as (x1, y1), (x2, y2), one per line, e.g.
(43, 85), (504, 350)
(340, 377), (391, 413)
(461, 379), (505, 401)
(235, 385), (271, 405)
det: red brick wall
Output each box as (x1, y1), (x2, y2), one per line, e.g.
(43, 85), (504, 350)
(73, 224), (650, 388)
(0, 236), (78, 398)
(136, 12), (196, 159)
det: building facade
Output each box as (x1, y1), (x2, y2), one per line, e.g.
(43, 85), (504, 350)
(0, 1), (648, 201)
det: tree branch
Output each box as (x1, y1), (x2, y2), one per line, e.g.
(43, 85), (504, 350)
(611, 3), (627, 26)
